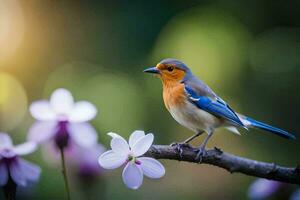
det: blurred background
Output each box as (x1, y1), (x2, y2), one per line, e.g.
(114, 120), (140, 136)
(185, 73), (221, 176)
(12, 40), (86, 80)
(0, 0), (300, 199)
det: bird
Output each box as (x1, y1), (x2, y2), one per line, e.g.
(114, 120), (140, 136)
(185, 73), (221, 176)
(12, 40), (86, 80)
(143, 58), (296, 161)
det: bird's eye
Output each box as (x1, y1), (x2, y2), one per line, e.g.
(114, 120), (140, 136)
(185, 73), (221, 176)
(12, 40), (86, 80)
(167, 66), (174, 72)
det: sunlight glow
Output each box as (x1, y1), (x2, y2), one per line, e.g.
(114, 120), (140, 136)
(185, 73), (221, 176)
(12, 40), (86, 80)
(0, 0), (24, 63)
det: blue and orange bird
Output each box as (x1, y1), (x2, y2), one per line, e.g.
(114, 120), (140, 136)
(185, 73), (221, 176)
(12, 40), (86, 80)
(144, 58), (295, 160)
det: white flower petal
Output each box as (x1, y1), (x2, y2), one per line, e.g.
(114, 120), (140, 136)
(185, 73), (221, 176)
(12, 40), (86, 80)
(98, 150), (127, 169)
(69, 122), (98, 147)
(138, 157), (165, 179)
(0, 133), (13, 148)
(29, 100), (56, 121)
(129, 130), (145, 148)
(111, 137), (130, 155)
(68, 101), (97, 123)
(131, 134), (154, 157)
(27, 121), (57, 143)
(107, 132), (123, 139)
(50, 88), (74, 115)
(122, 163), (143, 190)
(13, 142), (37, 156)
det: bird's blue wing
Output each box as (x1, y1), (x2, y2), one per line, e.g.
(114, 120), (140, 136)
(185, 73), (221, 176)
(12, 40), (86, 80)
(184, 85), (245, 128)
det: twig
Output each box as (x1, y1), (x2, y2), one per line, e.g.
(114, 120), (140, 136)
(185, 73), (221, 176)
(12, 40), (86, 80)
(144, 145), (300, 185)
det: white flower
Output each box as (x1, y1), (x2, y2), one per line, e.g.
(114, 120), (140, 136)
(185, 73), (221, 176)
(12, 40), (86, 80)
(28, 88), (98, 148)
(98, 130), (165, 190)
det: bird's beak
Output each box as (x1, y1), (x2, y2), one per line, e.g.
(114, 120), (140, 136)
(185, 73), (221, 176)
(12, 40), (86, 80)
(143, 67), (160, 74)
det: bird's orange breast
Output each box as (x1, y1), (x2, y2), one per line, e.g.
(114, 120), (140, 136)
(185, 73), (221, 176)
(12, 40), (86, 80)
(162, 82), (186, 111)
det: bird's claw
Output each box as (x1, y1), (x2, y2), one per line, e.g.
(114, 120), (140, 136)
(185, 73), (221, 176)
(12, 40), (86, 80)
(170, 142), (191, 159)
(195, 146), (207, 163)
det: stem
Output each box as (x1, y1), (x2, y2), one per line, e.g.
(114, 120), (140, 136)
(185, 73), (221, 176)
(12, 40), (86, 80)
(60, 148), (71, 200)
(3, 178), (16, 200)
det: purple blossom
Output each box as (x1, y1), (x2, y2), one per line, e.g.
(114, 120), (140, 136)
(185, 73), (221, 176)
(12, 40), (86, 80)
(98, 131), (165, 190)
(248, 178), (282, 200)
(0, 133), (41, 187)
(290, 189), (300, 200)
(67, 143), (106, 177)
(40, 139), (105, 176)
(28, 88), (98, 149)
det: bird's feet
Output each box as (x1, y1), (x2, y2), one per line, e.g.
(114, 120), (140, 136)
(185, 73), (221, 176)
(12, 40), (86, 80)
(195, 145), (207, 163)
(170, 142), (191, 159)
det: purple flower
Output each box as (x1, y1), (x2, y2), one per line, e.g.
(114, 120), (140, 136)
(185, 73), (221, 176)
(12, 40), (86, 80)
(248, 178), (282, 200)
(0, 133), (41, 187)
(290, 189), (300, 200)
(98, 131), (165, 190)
(28, 88), (98, 149)
(68, 143), (106, 177)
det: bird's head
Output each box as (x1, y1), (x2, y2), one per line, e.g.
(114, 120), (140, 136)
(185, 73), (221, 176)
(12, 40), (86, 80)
(143, 58), (191, 84)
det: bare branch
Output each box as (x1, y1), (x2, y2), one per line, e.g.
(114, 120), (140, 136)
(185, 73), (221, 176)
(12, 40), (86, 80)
(144, 145), (300, 185)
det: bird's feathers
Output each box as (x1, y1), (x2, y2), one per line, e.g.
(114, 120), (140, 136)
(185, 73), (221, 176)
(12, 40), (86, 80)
(160, 58), (191, 72)
(184, 84), (296, 139)
(182, 74), (216, 98)
(244, 117), (296, 139)
(225, 126), (241, 135)
(150, 58), (296, 140)
(184, 85), (245, 128)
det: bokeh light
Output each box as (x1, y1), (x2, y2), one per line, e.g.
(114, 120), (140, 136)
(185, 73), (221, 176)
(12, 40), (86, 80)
(0, 72), (27, 131)
(44, 61), (100, 93)
(77, 72), (146, 140)
(0, 0), (24, 63)
(152, 6), (252, 90)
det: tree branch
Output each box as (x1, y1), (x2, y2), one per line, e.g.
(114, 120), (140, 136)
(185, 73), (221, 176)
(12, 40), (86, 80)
(144, 145), (300, 185)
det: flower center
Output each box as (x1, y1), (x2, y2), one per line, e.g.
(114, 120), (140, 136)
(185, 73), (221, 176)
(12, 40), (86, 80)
(127, 155), (141, 165)
(54, 120), (70, 149)
(0, 148), (16, 159)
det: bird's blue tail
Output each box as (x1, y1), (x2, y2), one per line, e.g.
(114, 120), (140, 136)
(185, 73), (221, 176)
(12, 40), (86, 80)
(246, 117), (296, 139)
